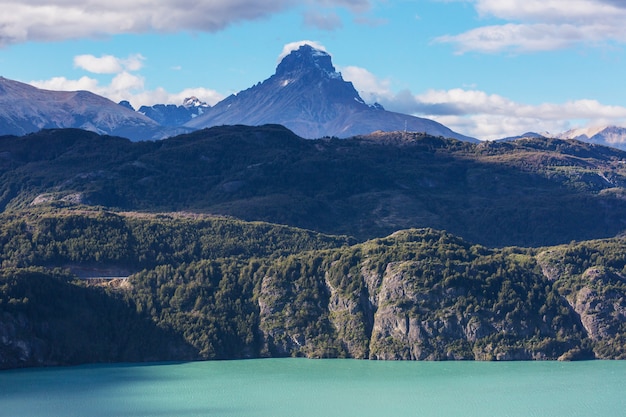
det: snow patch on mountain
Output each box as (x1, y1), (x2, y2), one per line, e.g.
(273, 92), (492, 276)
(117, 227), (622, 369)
(183, 96), (207, 108)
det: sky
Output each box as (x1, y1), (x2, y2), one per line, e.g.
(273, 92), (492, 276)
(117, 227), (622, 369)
(1, 0), (626, 140)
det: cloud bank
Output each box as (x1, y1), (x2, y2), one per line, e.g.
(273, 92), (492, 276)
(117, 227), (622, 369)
(0, 0), (372, 45)
(436, 0), (626, 53)
(30, 53), (223, 110)
(342, 66), (626, 140)
(27, 39), (626, 141)
(73, 54), (145, 74)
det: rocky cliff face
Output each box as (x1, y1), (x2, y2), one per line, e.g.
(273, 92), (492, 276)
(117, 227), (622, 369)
(253, 230), (615, 362)
(2, 222), (625, 369)
(0, 311), (49, 367)
(535, 255), (626, 359)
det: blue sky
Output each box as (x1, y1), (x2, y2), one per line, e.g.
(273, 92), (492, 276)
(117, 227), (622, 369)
(1, 0), (626, 139)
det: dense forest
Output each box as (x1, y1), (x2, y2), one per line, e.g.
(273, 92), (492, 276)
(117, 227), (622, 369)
(1, 127), (626, 369)
(2, 126), (626, 247)
(1, 208), (624, 369)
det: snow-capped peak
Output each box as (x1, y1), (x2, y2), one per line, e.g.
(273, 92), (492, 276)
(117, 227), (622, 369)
(275, 44), (341, 80)
(183, 96), (208, 108)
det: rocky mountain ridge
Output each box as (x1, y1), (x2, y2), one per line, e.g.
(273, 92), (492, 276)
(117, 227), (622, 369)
(0, 45), (476, 142)
(557, 125), (626, 150)
(2, 125), (626, 368)
(136, 96), (211, 127)
(499, 125), (626, 150)
(185, 45), (476, 141)
(0, 77), (182, 141)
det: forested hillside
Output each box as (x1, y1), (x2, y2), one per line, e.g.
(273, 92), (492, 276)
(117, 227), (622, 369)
(2, 126), (626, 369)
(1, 209), (624, 369)
(2, 126), (626, 247)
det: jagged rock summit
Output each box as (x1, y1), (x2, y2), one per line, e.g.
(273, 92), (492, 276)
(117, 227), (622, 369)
(0, 76), (176, 141)
(186, 45), (476, 141)
(138, 96), (210, 127)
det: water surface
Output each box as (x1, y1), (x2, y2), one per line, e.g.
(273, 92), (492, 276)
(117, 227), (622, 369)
(1, 359), (624, 417)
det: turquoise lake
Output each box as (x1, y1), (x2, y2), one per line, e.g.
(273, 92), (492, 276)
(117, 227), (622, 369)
(1, 359), (624, 417)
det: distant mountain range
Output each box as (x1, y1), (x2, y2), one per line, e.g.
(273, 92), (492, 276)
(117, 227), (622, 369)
(135, 97), (211, 127)
(0, 46), (475, 142)
(4, 45), (626, 148)
(497, 126), (626, 150)
(556, 126), (626, 150)
(184, 45), (476, 141)
(0, 76), (185, 141)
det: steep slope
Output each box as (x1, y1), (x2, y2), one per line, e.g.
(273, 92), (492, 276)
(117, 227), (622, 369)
(186, 45), (475, 141)
(0, 77), (177, 141)
(2, 214), (625, 369)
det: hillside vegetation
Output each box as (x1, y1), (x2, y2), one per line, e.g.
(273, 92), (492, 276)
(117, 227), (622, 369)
(1, 209), (624, 368)
(2, 126), (626, 368)
(2, 126), (626, 247)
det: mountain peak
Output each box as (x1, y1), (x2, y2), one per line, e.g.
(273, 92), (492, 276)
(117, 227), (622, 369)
(0, 76), (167, 140)
(556, 125), (626, 150)
(184, 45), (475, 141)
(183, 96), (208, 108)
(275, 44), (340, 80)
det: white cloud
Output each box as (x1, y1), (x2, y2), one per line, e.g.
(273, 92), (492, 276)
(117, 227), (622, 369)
(122, 54), (146, 72)
(278, 40), (329, 61)
(73, 54), (145, 74)
(340, 65), (393, 103)
(30, 53), (224, 110)
(436, 23), (587, 54)
(342, 68), (626, 139)
(128, 87), (225, 110)
(411, 90), (626, 140)
(0, 0), (372, 45)
(108, 72), (145, 94)
(74, 55), (122, 74)
(473, 0), (625, 23)
(436, 0), (626, 53)
(30, 76), (101, 93)
(31, 75), (224, 110)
